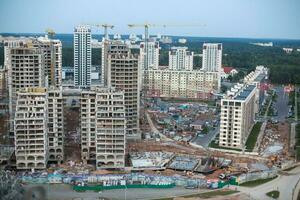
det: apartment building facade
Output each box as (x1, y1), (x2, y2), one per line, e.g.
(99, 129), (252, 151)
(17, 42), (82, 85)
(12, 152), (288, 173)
(80, 87), (126, 169)
(139, 41), (160, 70)
(144, 69), (219, 99)
(202, 43), (222, 72)
(14, 87), (48, 169)
(8, 46), (46, 134)
(107, 54), (140, 139)
(48, 88), (64, 163)
(169, 47), (194, 71)
(219, 84), (257, 149)
(74, 25), (92, 87)
(33, 36), (62, 87)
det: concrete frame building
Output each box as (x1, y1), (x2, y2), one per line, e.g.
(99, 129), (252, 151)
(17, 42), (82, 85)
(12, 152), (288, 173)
(107, 53), (140, 139)
(8, 46), (46, 134)
(202, 43), (222, 72)
(101, 40), (140, 139)
(219, 83), (257, 149)
(47, 88), (64, 163)
(74, 25), (92, 87)
(169, 47), (193, 71)
(139, 41), (160, 70)
(14, 87), (48, 170)
(80, 87), (126, 169)
(33, 36), (62, 87)
(101, 40), (129, 86)
(144, 69), (219, 99)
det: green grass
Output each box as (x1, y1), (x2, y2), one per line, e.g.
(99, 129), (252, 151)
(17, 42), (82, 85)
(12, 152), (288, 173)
(239, 176), (277, 187)
(245, 122), (262, 152)
(152, 190), (239, 200)
(266, 190), (280, 199)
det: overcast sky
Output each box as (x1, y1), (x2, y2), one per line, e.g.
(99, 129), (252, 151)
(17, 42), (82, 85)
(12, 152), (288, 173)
(0, 0), (300, 39)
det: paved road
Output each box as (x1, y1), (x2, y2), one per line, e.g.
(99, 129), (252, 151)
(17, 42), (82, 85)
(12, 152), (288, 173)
(145, 111), (172, 141)
(191, 125), (219, 148)
(24, 184), (208, 200)
(273, 86), (289, 121)
(238, 166), (300, 200)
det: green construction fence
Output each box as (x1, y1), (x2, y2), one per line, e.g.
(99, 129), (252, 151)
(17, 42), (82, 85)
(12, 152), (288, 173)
(73, 183), (176, 192)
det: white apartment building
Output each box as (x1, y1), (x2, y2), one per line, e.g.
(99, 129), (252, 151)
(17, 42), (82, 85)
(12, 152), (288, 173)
(169, 47), (194, 71)
(202, 43), (222, 72)
(244, 66), (269, 113)
(80, 87), (126, 169)
(14, 87), (48, 169)
(139, 41), (160, 70)
(0, 68), (5, 99)
(74, 25), (92, 87)
(219, 84), (257, 149)
(144, 69), (219, 99)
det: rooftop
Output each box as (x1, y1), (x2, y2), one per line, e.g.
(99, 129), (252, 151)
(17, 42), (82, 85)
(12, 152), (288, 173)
(234, 84), (256, 100)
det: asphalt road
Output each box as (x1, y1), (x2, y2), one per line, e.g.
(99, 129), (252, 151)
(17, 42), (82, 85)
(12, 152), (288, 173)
(273, 86), (289, 122)
(24, 184), (208, 200)
(238, 166), (300, 200)
(191, 125), (219, 148)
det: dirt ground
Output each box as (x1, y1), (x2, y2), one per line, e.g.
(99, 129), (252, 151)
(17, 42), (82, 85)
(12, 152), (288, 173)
(259, 122), (291, 157)
(0, 113), (10, 145)
(64, 107), (81, 162)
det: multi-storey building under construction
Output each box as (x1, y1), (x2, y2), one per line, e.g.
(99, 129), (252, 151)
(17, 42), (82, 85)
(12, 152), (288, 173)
(80, 87), (126, 169)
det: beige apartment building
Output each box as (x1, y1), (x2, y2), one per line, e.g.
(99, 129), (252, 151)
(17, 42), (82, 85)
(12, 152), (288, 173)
(80, 87), (126, 169)
(14, 87), (48, 169)
(144, 69), (219, 99)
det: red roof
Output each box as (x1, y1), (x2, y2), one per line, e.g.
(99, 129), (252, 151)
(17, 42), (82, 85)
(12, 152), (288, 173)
(223, 66), (234, 74)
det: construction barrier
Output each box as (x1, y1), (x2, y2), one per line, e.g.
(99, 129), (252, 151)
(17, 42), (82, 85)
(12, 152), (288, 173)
(73, 183), (176, 192)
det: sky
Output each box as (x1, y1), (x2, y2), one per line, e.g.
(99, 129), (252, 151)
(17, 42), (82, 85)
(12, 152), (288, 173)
(0, 0), (300, 39)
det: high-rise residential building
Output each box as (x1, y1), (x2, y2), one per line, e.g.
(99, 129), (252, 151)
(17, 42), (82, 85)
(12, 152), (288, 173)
(8, 46), (46, 134)
(144, 69), (219, 99)
(139, 41), (160, 70)
(202, 43), (222, 72)
(80, 87), (126, 169)
(101, 40), (140, 139)
(243, 66), (269, 114)
(74, 25), (92, 87)
(107, 53), (140, 139)
(0, 68), (5, 99)
(219, 83), (257, 149)
(47, 88), (64, 163)
(33, 36), (62, 87)
(101, 40), (129, 86)
(14, 87), (64, 169)
(169, 47), (194, 71)
(14, 87), (48, 169)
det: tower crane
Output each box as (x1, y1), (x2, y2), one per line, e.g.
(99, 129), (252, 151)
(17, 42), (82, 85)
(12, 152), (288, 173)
(128, 23), (206, 98)
(90, 24), (114, 40)
(127, 23), (206, 69)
